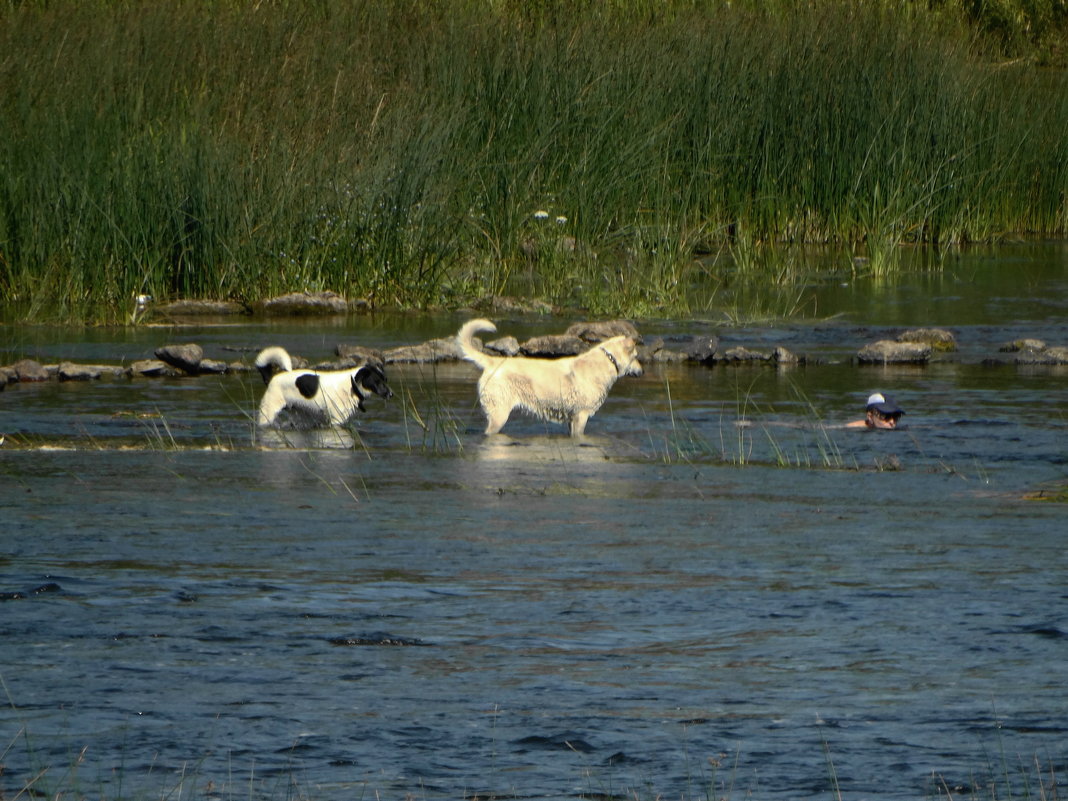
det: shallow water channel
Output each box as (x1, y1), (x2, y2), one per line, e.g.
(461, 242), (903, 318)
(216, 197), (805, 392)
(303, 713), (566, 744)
(2, 244), (1067, 800)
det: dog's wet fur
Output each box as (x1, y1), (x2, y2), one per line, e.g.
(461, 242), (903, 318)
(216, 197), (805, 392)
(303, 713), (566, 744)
(457, 318), (642, 437)
(254, 346), (393, 427)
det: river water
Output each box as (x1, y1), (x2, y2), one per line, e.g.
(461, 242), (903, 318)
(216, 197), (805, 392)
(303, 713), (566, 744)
(2, 244), (1067, 800)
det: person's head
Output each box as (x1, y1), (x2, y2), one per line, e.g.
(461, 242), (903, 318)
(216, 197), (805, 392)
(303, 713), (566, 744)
(865, 392), (904, 429)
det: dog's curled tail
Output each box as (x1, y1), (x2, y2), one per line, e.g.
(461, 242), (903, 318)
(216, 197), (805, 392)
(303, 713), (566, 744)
(456, 318), (498, 370)
(254, 346), (294, 385)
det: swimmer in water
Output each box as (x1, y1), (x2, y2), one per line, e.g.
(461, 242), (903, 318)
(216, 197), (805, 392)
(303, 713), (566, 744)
(845, 392), (904, 430)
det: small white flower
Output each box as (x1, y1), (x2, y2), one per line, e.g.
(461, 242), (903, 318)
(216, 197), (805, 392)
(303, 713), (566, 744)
(533, 210), (550, 220)
(555, 215), (568, 225)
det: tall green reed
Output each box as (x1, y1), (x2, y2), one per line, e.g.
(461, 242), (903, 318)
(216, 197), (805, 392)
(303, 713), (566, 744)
(1, 1), (1065, 322)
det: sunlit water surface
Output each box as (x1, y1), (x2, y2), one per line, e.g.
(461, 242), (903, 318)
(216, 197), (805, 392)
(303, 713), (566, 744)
(2, 245), (1067, 800)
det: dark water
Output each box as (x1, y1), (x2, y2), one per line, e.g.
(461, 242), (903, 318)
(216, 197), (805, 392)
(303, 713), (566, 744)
(2, 245), (1067, 800)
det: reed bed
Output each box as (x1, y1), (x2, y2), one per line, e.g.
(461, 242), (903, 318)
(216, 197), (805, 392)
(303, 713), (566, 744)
(1, 0), (1066, 321)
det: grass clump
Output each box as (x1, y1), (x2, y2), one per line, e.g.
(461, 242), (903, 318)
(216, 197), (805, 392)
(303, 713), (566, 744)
(1023, 480), (1068, 502)
(0, 0), (1066, 322)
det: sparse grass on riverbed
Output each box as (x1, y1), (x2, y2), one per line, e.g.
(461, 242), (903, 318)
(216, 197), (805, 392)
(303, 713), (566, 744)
(1, 724), (1061, 801)
(1, 0), (1066, 322)
(1023, 480), (1068, 502)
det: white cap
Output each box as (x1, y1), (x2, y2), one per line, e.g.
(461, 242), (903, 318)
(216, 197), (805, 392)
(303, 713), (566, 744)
(866, 392), (904, 415)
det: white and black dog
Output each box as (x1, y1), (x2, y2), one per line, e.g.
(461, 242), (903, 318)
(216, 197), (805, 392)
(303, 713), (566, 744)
(254, 346), (393, 427)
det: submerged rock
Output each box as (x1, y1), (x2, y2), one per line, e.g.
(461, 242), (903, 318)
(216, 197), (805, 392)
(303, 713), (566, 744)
(857, 340), (931, 364)
(682, 335), (720, 364)
(58, 362), (106, 381)
(515, 733), (595, 753)
(197, 358), (230, 374)
(335, 343), (386, 367)
(153, 300), (248, 317)
(898, 327), (957, 352)
(12, 359), (50, 382)
(328, 633), (429, 647)
(16, 320), (1061, 391)
(1000, 338), (1046, 352)
(637, 336), (666, 363)
(1014, 345), (1068, 365)
(155, 343), (204, 375)
(520, 334), (585, 357)
(1044, 346), (1068, 363)
(383, 337), (463, 364)
(564, 320), (641, 343)
(721, 346), (770, 363)
(486, 335), (521, 357)
(257, 291), (350, 316)
(128, 359), (181, 377)
(0, 582), (62, 601)
(876, 454), (904, 471)
(987, 337), (1068, 364)
(773, 346), (800, 365)
(647, 347), (689, 363)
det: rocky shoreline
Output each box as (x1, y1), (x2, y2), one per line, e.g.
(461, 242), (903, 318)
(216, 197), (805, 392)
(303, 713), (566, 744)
(3, 323), (1067, 389)
(3, 293), (1067, 388)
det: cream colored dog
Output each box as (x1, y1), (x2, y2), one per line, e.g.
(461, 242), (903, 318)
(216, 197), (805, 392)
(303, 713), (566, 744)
(457, 318), (642, 437)
(254, 346), (393, 427)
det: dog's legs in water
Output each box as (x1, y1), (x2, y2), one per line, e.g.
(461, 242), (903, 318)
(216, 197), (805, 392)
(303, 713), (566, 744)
(481, 398), (511, 435)
(569, 410), (591, 438)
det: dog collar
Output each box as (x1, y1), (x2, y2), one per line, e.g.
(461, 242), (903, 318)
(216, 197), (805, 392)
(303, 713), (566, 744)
(599, 346), (621, 375)
(351, 379), (367, 412)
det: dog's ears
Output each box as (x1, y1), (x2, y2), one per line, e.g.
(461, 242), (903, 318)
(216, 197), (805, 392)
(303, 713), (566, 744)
(350, 373), (367, 412)
(256, 364), (278, 385)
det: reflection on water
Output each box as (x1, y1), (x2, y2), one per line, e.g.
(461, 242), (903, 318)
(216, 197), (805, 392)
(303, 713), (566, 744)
(255, 426), (359, 450)
(1, 245), (1067, 800)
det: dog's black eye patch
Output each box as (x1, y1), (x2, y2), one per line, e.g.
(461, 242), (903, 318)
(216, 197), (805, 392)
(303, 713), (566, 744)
(295, 373), (320, 399)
